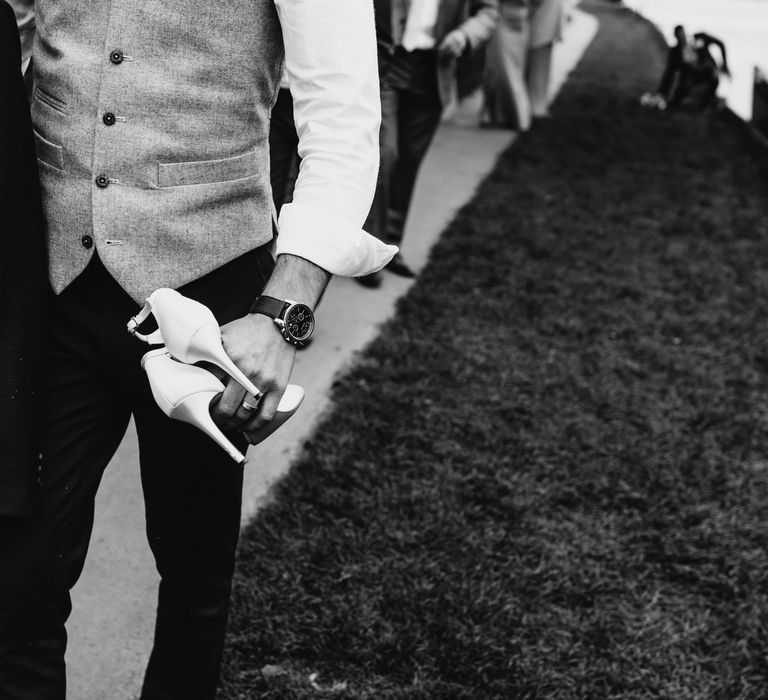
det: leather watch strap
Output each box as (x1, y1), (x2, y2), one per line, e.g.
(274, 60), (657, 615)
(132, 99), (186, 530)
(249, 295), (286, 318)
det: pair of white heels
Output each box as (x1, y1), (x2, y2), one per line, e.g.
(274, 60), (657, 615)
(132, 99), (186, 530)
(128, 289), (304, 465)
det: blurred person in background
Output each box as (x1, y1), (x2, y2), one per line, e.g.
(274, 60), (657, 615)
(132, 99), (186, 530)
(481, 0), (533, 130)
(358, 0), (499, 288)
(644, 25), (730, 111)
(527, 0), (564, 119)
(0, 0), (47, 519)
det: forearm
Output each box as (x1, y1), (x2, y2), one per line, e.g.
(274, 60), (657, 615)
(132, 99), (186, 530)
(260, 254), (331, 308)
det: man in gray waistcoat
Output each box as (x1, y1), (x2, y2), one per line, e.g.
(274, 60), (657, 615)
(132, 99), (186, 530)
(0, 1), (395, 697)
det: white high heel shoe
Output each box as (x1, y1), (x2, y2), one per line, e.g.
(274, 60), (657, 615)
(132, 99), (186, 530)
(142, 349), (248, 464)
(129, 289), (307, 460)
(127, 288), (262, 398)
(142, 349), (306, 462)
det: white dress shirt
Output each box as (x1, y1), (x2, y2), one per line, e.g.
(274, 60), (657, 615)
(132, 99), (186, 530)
(401, 0), (441, 51)
(274, 0), (397, 276)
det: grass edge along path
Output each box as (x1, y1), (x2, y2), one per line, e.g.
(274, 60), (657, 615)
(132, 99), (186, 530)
(220, 3), (768, 698)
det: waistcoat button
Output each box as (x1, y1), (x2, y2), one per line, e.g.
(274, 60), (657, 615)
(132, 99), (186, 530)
(95, 175), (110, 188)
(110, 50), (124, 65)
(81, 235), (93, 249)
(103, 112), (116, 126)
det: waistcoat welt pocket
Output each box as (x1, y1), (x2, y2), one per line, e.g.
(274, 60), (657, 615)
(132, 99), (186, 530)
(34, 86), (68, 115)
(33, 129), (65, 171)
(157, 149), (259, 188)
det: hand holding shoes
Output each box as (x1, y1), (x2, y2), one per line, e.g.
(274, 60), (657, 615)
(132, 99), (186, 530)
(128, 289), (305, 462)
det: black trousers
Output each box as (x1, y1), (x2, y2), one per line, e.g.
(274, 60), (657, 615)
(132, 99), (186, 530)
(0, 248), (274, 700)
(366, 47), (443, 245)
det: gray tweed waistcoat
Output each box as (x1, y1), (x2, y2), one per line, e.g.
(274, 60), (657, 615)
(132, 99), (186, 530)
(32, 0), (284, 303)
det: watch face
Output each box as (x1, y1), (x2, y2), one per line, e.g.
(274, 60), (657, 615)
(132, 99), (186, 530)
(284, 303), (314, 342)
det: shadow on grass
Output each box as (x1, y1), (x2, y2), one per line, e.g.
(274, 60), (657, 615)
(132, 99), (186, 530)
(219, 2), (768, 698)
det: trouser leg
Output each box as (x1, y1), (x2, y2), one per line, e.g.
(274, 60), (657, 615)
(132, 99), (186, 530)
(135, 403), (245, 700)
(386, 87), (442, 245)
(0, 259), (134, 700)
(364, 82), (399, 241)
(138, 247), (272, 700)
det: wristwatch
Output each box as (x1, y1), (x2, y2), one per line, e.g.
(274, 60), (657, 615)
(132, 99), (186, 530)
(249, 295), (315, 347)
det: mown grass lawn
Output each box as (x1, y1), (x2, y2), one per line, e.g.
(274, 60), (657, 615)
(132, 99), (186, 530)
(219, 2), (768, 698)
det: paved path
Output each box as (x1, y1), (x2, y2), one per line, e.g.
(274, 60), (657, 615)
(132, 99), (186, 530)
(624, 0), (768, 120)
(64, 8), (598, 699)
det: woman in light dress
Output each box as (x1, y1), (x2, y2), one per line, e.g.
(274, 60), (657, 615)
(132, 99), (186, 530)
(528, 0), (564, 117)
(482, 0), (564, 130)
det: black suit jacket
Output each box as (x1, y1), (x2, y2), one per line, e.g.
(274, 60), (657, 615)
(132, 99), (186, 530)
(0, 0), (47, 516)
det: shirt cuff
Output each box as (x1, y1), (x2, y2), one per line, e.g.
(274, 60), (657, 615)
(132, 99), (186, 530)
(275, 201), (398, 277)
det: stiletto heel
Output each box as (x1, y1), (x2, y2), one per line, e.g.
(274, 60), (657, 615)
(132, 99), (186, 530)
(141, 349), (248, 464)
(128, 288), (262, 397)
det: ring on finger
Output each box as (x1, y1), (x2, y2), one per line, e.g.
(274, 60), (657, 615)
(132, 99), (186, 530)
(241, 392), (264, 413)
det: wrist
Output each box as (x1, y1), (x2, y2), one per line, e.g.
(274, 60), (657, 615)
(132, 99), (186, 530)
(260, 253), (330, 309)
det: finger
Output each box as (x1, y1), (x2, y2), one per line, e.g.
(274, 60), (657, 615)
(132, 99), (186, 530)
(233, 391), (265, 427)
(242, 390), (282, 443)
(210, 378), (247, 429)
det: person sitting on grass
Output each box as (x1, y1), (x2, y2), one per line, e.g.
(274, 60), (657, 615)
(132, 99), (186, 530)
(643, 24), (729, 111)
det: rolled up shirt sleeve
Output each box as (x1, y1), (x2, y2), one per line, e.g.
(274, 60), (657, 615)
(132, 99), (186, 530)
(273, 0), (397, 277)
